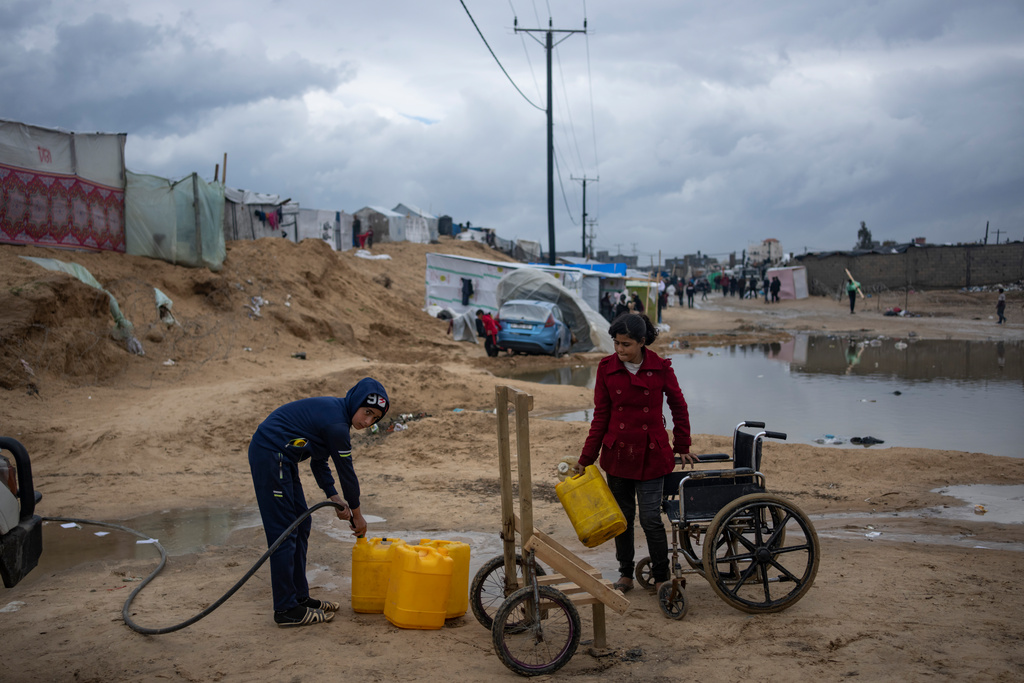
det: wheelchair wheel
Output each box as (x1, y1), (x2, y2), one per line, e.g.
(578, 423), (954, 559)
(702, 493), (819, 614)
(657, 580), (688, 620)
(471, 554), (547, 629)
(634, 556), (654, 589)
(491, 585), (581, 677)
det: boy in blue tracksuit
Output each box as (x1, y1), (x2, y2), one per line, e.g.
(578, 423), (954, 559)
(248, 377), (389, 627)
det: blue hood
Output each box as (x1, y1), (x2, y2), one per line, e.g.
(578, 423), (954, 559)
(345, 377), (389, 422)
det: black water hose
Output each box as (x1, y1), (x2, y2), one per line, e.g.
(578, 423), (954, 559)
(44, 500), (348, 635)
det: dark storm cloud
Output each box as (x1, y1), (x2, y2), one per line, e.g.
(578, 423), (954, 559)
(0, 13), (350, 134)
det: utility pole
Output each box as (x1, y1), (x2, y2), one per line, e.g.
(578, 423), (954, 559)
(995, 228), (1003, 244)
(585, 219), (597, 260)
(515, 17), (587, 265)
(984, 220), (989, 245)
(571, 175), (598, 258)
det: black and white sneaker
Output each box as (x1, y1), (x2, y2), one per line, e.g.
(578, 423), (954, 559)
(274, 605), (334, 627)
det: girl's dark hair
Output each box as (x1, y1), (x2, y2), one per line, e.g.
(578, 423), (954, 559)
(608, 313), (658, 345)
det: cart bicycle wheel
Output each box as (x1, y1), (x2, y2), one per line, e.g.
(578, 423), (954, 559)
(491, 585), (581, 677)
(702, 493), (819, 614)
(471, 554), (547, 629)
(634, 556), (654, 589)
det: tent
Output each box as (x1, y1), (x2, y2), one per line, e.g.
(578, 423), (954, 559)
(295, 208), (352, 251)
(766, 266), (809, 300)
(0, 118), (126, 252)
(425, 252), (599, 314)
(495, 268), (614, 354)
(125, 171), (226, 270)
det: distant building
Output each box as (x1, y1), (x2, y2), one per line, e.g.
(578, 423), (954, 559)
(748, 238), (784, 266)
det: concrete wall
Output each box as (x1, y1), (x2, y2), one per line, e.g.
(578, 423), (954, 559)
(795, 243), (1024, 295)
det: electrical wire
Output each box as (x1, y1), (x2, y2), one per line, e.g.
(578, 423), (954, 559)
(459, 0), (544, 111)
(44, 500), (349, 635)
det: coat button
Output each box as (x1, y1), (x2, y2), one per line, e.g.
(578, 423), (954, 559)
(643, 407), (649, 413)
(619, 423), (625, 429)
(649, 443), (655, 449)
(644, 390), (650, 395)
(618, 406), (624, 411)
(616, 389), (622, 394)
(647, 371), (652, 376)
(642, 424), (648, 430)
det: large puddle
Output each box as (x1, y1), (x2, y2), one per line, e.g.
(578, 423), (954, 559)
(500, 335), (1024, 459)
(17, 482), (1021, 594)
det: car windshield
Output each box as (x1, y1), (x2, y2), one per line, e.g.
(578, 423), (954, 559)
(499, 302), (552, 321)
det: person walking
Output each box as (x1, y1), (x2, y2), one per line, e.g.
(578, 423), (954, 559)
(770, 276), (781, 303)
(996, 288), (1006, 324)
(574, 313), (696, 596)
(846, 276), (861, 314)
(685, 279), (696, 308)
(248, 378), (389, 627)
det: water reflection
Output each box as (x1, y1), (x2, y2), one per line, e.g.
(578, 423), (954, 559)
(506, 335), (1024, 458)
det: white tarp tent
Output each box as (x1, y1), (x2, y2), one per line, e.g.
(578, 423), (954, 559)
(495, 268), (614, 354)
(425, 252), (596, 314)
(296, 208), (351, 251)
(766, 265), (809, 300)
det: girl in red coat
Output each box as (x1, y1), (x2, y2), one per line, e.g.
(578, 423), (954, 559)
(576, 313), (696, 593)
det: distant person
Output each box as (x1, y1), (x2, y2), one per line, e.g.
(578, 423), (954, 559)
(770, 276), (781, 303)
(666, 282), (676, 308)
(630, 292), (645, 314)
(600, 292), (614, 322)
(846, 276), (861, 314)
(476, 309), (501, 357)
(699, 279), (709, 301)
(614, 293), (630, 319)
(351, 215), (361, 248)
(248, 378), (389, 627)
(719, 274), (730, 296)
(573, 313), (696, 597)
(996, 288), (1006, 324)
(737, 276), (747, 299)
(685, 280), (696, 308)
(763, 276), (770, 303)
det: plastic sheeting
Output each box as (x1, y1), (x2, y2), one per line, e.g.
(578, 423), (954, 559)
(125, 171), (226, 270)
(495, 268), (614, 354)
(0, 119), (127, 252)
(20, 256), (144, 355)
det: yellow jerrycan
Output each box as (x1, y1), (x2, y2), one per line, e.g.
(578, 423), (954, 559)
(555, 464), (627, 548)
(418, 539), (471, 618)
(384, 544), (454, 629)
(351, 537), (406, 614)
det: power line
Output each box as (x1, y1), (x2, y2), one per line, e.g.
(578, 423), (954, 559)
(459, 0), (544, 111)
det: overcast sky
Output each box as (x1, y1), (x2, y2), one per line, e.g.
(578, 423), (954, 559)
(3, 1), (1023, 262)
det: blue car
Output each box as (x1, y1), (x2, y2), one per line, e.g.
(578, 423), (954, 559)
(496, 299), (573, 357)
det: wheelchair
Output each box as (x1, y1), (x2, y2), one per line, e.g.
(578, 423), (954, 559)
(634, 421), (820, 620)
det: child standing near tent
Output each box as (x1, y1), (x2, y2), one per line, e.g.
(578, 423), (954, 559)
(248, 377), (389, 627)
(476, 309), (501, 357)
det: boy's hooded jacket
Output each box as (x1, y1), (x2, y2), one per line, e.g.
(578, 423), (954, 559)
(251, 378), (389, 509)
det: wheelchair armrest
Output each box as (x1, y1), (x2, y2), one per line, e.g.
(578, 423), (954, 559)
(681, 467), (758, 482)
(676, 453), (731, 465)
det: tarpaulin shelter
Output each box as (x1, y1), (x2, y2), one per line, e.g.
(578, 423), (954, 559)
(0, 119), (126, 252)
(223, 187), (291, 242)
(295, 208), (352, 252)
(393, 203), (438, 242)
(356, 206), (405, 243)
(425, 252), (601, 314)
(125, 171), (226, 270)
(495, 268), (614, 354)
(766, 266), (809, 300)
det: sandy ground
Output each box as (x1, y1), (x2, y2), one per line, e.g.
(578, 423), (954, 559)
(1, 238), (1023, 682)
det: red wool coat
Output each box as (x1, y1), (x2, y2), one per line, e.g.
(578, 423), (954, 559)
(579, 349), (691, 481)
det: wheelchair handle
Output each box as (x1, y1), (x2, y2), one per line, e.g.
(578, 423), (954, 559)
(764, 431), (787, 440)
(743, 421), (765, 429)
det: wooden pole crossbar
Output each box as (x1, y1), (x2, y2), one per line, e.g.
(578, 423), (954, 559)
(494, 385), (629, 651)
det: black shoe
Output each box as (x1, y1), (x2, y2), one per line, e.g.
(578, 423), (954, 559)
(299, 596), (341, 612)
(274, 605), (334, 627)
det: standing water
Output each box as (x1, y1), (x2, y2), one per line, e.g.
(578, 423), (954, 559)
(505, 335), (1024, 459)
